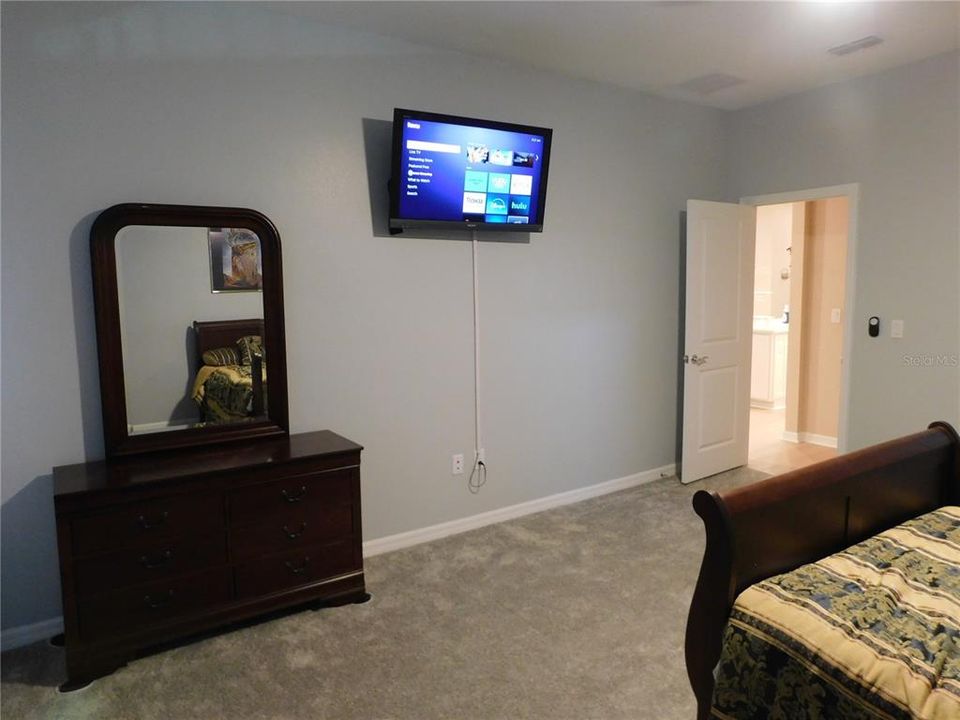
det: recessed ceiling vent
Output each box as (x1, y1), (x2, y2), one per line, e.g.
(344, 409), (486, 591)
(674, 73), (746, 96)
(828, 35), (884, 57)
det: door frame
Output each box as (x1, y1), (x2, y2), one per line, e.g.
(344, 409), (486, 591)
(740, 183), (859, 454)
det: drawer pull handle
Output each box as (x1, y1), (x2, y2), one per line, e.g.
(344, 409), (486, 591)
(285, 556), (311, 575)
(281, 486), (308, 503)
(138, 511), (168, 530)
(139, 550), (173, 569)
(143, 590), (174, 609)
(282, 522), (307, 540)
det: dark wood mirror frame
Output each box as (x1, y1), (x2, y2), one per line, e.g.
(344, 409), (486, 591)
(91, 203), (289, 458)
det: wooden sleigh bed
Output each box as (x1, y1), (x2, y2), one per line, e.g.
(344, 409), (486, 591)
(685, 421), (960, 720)
(191, 318), (266, 423)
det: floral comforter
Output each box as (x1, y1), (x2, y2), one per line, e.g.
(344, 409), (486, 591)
(191, 363), (267, 424)
(711, 506), (960, 719)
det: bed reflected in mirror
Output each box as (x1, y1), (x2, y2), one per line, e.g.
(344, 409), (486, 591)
(191, 318), (266, 428)
(115, 225), (266, 435)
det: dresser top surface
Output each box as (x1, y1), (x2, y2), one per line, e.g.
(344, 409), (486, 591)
(53, 430), (362, 497)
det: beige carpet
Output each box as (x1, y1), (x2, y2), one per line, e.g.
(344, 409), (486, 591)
(1, 467), (767, 720)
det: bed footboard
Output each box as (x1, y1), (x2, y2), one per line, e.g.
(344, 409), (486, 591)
(684, 421), (959, 720)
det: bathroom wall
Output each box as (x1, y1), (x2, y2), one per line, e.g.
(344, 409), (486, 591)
(753, 203), (794, 319)
(796, 197), (848, 441)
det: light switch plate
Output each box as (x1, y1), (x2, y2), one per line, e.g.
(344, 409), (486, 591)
(891, 319), (904, 338)
(830, 308), (841, 324)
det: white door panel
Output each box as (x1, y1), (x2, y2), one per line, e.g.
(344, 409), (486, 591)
(698, 367), (738, 448)
(680, 200), (756, 483)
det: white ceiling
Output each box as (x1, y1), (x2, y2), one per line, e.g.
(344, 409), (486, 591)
(275, 1), (960, 110)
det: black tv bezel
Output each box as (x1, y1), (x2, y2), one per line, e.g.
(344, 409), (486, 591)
(388, 108), (553, 234)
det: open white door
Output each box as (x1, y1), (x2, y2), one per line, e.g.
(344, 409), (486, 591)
(680, 200), (756, 484)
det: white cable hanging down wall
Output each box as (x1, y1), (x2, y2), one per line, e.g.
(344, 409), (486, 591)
(469, 230), (487, 493)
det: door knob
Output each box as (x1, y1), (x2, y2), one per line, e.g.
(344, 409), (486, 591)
(690, 354), (709, 366)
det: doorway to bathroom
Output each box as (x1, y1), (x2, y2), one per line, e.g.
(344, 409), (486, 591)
(747, 195), (850, 475)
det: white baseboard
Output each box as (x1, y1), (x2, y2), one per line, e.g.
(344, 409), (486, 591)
(129, 420), (194, 435)
(799, 433), (838, 448)
(1, 616), (63, 652)
(1, 464), (676, 651)
(782, 431), (837, 448)
(362, 463), (676, 557)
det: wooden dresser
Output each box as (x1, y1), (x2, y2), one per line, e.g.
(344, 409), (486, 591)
(53, 430), (367, 690)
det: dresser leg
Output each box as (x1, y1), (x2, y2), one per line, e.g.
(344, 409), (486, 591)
(311, 590), (371, 610)
(61, 651), (128, 693)
(58, 677), (95, 693)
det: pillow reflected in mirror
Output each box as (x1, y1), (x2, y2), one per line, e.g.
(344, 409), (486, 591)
(201, 347), (240, 367)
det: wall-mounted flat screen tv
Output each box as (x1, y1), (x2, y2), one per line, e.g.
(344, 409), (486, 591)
(389, 108), (553, 233)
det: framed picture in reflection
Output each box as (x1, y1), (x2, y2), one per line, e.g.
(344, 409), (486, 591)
(209, 228), (262, 293)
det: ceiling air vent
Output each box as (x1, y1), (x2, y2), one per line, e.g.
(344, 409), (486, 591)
(828, 36), (884, 57)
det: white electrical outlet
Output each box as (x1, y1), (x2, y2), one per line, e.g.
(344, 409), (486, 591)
(452, 454), (464, 475)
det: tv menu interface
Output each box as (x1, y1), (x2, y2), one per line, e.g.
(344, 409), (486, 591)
(397, 115), (546, 226)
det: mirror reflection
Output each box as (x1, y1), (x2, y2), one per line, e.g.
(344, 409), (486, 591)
(115, 225), (266, 434)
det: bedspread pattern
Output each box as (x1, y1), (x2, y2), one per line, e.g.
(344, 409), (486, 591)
(711, 506), (960, 720)
(191, 364), (267, 424)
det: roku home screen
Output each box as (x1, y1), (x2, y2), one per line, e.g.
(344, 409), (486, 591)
(397, 117), (546, 225)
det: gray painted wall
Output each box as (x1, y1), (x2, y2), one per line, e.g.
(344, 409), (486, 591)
(116, 225), (264, 427)
(725, 51), (960, 449)
(1, 3), (726, 630)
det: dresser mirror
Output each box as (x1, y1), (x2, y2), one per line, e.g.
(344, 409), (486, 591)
(91, 204), (288, 458)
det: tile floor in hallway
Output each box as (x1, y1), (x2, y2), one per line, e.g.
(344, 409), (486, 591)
(748, 407), (836, 476)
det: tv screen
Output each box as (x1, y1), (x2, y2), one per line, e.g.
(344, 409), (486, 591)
(389, 108), (553, 233)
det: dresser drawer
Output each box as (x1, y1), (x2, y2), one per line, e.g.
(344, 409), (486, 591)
(229, 469), (353, 527)
(77, 569), (232, 640)
(71, 494), (224, 556)
(231, 505), (354, 561)
(74, 534), (227, 598)
(234, 539), (358, 599)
